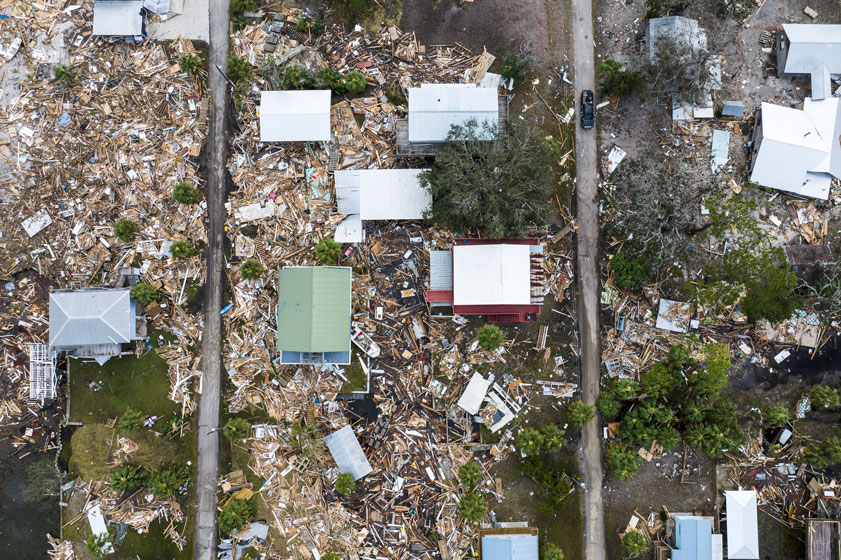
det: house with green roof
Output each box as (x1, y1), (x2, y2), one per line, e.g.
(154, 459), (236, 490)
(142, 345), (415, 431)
(276, 266), (352, 365)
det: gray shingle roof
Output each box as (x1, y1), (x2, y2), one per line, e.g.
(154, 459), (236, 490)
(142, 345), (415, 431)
(49, 288), (135, 349)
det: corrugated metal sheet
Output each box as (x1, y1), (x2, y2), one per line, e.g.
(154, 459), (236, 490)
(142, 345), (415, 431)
(92, 1), (144, 36)
(49, 288), (135, 348)
(259, 90), (331, 142)
(335, 169), (430, 220)
(481, 534), (538, 560)
(407, 86), (498, 143)
(429, 250), (453, 291)
(276, 267), (351, 353)
(325, 425), (373, 480)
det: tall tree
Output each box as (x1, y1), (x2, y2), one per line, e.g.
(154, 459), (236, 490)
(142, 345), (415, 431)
(421, 120), (556, 238)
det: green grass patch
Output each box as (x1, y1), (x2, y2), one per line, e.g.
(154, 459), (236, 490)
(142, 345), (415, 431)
(68, 331), (178, 424)
(116, 519), (193, 560)
(341, 349), (368, 393)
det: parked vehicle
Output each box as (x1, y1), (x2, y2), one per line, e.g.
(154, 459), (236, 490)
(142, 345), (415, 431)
(580, 89), (595, 129)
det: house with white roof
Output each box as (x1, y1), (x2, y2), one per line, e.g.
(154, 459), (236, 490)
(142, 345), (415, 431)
(259, 90), (331, 142)
(428, 238), (545, 323)
(334, 169), (432, 243)
(49, 288), (141, 364)
(747, 97), (841, 200)
(724, 490), (759, 560)
(396, 84), (506, 156)
(776, 24), (841, 100)
(92, 0), (144, 37)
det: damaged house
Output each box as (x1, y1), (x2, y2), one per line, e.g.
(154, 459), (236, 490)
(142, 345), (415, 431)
(776, 24), (841, 100)
(747, 97), (841, 200)
(427, 239), (545, 323)
(334, 169), (432, 243)
(645, 16), (721, 120)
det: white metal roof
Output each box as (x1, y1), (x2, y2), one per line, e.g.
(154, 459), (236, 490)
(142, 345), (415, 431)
(725, 491), (759, 559)
(457, 372), (491, 415)
(49, 289), (134, 349)
(782, 24), (841, 75)
(750, 98), (841, 200)
(453, 244), (531, 306)
(92, 1), (144, 36)
(335, 214), (363, 243)
(647, 16), (706, 61)
(429, 250), (454, 291)
(408, 85), (498, 143)
(324, 425), (373, 481)
(259, 90), (331, 142)
(335, 169), (431, 220)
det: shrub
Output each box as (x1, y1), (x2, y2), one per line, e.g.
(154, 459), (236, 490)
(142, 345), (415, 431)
(321, 554), (342, 560)
(86, 534), (112, 559)
(606, 444), (642, 481)
(499, 49), (532, 83)
(226, 55), (254, 86)
(239, 259), (265, 280)
(810, 386), (840, 409)
(230, 0), (255, 13)
(281, 65), (315, 90)
(610, 251), (649, 289)
(232, 14), (248, 31)
(516, 427), (545, 457)
(315, 238), (342, 264)
(218, 498), (256, 536)
(622, 530), (648, 558)
(477, 324), (504, 351)
(458, 461), (482, 488)
(335, 472), (356, 495)
(114, 219), (140, 242)
(170, 241), (196, 260)
(803, 437), (841, 469)
(23, 456), (61, 502)
(130, 283), (157, 306)
(179, 54), (202, 76)
(457, 491), (487, 523)
(539, 424), (566, 453)
(119, 408), (144, 431)
(110, 464), (148, 493)
(150, 467), (189, 498)
(740, 263), (800, 323)
(344, 70), (367, 94)
(597, 392), (622, 418)
(599, 57), (637, 97)
(173, 182), (200, 204)
(223, 418), (250, 441)
(567, 400), (595, 428)
(54, 64), (78, 85)
(540, 543), (565, 560)
(763, 405), (789, 428)
(386, 84), (406, 106)
(319, 67), (346, 95)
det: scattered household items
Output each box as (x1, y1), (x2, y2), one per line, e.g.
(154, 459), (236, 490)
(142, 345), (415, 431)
(655, 299), (692, 334)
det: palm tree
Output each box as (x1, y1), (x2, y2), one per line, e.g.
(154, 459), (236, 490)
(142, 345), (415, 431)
(457, 491), (487, 523)
(111, 465), (147, 493)
(567, 400), (595, 428)
(516, 427), (545, 457)
(150, 467), (188, 498)
(458, 461), (482, 488)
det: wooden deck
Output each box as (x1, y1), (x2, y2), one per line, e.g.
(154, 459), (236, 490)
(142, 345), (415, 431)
(396, 93), (509, 157)
(809, 519), (840, 560)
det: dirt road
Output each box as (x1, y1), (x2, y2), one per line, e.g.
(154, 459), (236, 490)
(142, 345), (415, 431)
(571, 0), (606, 557)
(193, 0), (229, 558)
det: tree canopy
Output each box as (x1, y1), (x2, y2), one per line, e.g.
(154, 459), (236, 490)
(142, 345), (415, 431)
(420, 120), (556, 238)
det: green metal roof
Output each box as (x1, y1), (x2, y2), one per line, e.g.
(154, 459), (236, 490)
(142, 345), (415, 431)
(276, 267), (351, 353)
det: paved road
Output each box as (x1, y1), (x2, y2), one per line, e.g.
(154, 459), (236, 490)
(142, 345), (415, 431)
(571, 0), (606, 558)
(194, 0), (229, 558)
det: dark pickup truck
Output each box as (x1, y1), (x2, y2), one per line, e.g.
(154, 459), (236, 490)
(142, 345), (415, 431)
(580, 89), (595, 129)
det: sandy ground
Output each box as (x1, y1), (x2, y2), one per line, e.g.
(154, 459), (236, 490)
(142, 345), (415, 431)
(592, 0), (841, 555)
(401, 0), (571, 71)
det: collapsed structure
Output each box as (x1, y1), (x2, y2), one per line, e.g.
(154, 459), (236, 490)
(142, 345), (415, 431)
(776, 24), (841, 100)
